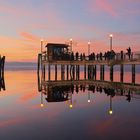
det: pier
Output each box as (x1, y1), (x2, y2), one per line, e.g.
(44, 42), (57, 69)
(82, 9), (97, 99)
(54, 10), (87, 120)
(37, 43), (140, 84)
(0, 55), (5, 91)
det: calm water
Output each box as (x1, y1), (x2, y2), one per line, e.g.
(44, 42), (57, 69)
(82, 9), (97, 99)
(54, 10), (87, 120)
(0, 69), (140, 140)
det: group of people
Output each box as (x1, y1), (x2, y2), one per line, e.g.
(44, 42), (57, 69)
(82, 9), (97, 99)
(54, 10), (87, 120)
(55, 46), (132, 61)
(69, 50), (116, 61)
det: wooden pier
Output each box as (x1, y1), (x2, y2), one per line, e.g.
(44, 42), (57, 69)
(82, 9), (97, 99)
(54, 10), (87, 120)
(38, 52), (140, 84)
(0, 55), (5, 91)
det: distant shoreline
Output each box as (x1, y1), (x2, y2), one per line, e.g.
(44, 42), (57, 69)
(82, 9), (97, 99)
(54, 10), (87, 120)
(4, 62), (140, 73)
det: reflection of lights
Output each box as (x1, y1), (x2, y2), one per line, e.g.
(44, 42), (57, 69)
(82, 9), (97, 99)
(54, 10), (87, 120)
(69, 104), (73, 108)
(88, 99), (91, 103)
(41, 103), (44, 107)
(109, 110), (113, 115)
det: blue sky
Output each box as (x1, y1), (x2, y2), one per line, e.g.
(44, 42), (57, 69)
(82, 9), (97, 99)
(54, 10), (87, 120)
(0, 0), (140, 61)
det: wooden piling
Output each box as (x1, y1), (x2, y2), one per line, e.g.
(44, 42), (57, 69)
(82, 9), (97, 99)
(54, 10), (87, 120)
(48, 64), (51, 81)
(132, 64), (135, 84)
(67, 65), (69, 80)
(120, 64), (124, 82)
(84, 65), (86, 80)
(110, 65), (114, 82)
(55, 64), (57, 81)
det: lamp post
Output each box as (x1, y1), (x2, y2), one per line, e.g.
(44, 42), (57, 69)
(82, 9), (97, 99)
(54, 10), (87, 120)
(108, 95), (113, 115)
(40, 92), (44, 107)
(69, 93), (73, 109)
(41, 39), (43, 54)
(109, 34), (113, 51)
(88, 91), (91, 103)
(88, 41), (91, 56)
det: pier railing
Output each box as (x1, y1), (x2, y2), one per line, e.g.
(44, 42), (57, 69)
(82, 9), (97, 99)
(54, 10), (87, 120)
(40, 51), (140, 65)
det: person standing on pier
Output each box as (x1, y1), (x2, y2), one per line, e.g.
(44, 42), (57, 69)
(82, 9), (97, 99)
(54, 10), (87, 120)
(127, 47), (131, 60)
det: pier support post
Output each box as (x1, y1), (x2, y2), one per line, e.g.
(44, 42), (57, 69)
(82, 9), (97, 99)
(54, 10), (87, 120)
(110, 65), (114, 82)
(61, 65), (65, 80)
(88, 65), (90, 80)
(120, 64), (124, 83)
(70, 65), (75, 80)
(55, 64), (57, 81)
(67, 65), (69, 80)
(48, 64), (51, 81)
(132, 64), (135, 84)
(93, 65), (97, 80)
(101, 65), (105, 81)
(76, 65), (80, 80)
(37, 54), (42, 74)
(100, 65), (104, 81)
(84, 65), (86, 80)
(99, 65), (101, 81)
(43, 64), (46, 81)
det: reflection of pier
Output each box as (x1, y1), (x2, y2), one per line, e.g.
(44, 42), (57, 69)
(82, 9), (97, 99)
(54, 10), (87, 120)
(0, 56), (5, 91)
(43, 80), (140, 92)
(38, 77), (140, 115)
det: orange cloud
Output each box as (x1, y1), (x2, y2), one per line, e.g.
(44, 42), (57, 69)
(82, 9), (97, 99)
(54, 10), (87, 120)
(20, 32), (40, 42)
(0, 118), (24, 128)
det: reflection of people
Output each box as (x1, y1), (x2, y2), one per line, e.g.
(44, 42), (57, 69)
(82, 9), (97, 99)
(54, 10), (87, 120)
(126, 90), (131, 102)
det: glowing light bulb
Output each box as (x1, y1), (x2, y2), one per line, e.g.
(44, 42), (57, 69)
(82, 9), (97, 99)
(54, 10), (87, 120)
(41, 104), (44, 107)
(109, 34), (113, 38)
(109, 110), (113, 115)
(88, 99), (91, 103)
(69, 104), (73, 108)
(70, 38), (73, 42)
(88, 41), (91, 45)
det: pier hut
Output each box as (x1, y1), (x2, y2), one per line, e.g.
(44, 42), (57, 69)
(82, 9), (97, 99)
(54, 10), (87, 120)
(45, 43), (70, 61)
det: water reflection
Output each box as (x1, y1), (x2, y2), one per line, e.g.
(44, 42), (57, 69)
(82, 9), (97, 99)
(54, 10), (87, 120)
(0, 74), (5, 91)
(38, 72), (140, 114)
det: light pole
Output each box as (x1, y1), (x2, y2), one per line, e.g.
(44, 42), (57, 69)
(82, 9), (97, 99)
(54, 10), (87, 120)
(88, 41), (91, 56)
(69, 93), (73, 108)
(41, 39), (43, 54)
(108, 95), (113, 115)
(40, 92), (44, 107)
(88, 90), (91, 103)
(109, 34), (113, 51)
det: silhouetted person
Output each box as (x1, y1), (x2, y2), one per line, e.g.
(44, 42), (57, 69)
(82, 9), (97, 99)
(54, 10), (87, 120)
(75, 52), (79, 60)
(71, 52), (74, 60)
(83, 53), (85, 60)
(127, 47), (131, 60)
(80, 53), (83, 61)
(120, 51), (124, 60)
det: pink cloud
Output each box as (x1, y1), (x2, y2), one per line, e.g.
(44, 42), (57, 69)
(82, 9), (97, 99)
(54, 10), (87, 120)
(20, 32), (40, 42)
(95, 0), (117, 16)
(88, 0), (117, 16)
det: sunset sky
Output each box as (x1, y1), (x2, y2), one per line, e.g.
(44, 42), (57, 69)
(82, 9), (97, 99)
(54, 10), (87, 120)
(0, 0), (140, 62)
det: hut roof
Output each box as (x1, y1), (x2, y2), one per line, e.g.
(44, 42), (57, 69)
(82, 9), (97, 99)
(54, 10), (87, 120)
(45, 43), (69, 48)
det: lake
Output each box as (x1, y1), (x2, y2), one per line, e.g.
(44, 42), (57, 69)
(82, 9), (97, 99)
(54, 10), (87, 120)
(0, 67), (140, 140)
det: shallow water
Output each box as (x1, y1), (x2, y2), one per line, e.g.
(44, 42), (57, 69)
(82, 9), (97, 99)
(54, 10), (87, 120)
(0, 70), (140, 140)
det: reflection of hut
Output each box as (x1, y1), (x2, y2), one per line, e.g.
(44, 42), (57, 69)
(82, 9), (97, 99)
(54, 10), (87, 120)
(46, 85), (71, 102)
(45, 43), (70, 61)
